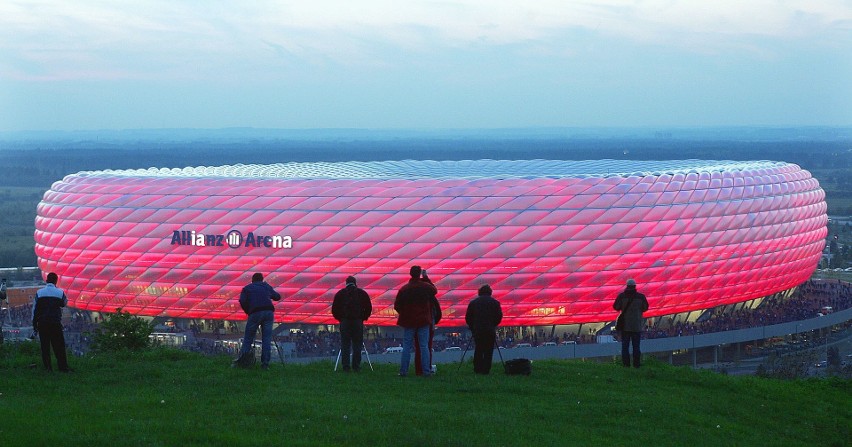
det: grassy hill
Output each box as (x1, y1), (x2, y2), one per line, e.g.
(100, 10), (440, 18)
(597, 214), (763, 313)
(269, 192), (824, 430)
(1, 343), (848, 446)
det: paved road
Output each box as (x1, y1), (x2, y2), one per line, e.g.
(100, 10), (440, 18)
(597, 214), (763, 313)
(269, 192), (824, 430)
(696, 327), (852, 376)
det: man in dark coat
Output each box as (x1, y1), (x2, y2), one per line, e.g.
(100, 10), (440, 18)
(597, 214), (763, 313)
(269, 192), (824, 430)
(393, 265), (437, 377)
(332, 276), (372, 372)
(236, 272), (281, 369)
(32, 272), (71, 372)
(465, 284), (503, 374)
(613, 278), (649, 368)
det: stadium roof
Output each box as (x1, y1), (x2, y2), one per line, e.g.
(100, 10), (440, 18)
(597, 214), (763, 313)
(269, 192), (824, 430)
(79, 159), (792, 180)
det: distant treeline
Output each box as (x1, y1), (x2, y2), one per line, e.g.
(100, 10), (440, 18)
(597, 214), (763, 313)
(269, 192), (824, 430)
(0, 138), (848, 187)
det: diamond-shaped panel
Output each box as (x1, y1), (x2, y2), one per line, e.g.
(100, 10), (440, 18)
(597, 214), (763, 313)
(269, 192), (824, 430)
(34, 160), (827, 326)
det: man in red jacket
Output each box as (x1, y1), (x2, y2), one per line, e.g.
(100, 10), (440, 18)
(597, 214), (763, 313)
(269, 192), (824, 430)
(393, 265), (437, 377)
(414, 291), (441, 376)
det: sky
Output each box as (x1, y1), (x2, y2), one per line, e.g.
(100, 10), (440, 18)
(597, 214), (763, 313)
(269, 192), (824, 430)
(1, 0), (851, 131)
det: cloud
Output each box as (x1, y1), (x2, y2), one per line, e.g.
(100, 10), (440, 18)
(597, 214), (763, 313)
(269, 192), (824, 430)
(1, 0), (850, 81)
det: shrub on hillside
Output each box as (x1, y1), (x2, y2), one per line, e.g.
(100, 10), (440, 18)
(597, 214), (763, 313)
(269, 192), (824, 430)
(90, 309), (153, 352)
(756, 351), (816, 379)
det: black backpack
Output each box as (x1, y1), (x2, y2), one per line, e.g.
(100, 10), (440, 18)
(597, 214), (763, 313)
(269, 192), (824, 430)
(504, 358), (532, 375)
(232, 350), (256, 368)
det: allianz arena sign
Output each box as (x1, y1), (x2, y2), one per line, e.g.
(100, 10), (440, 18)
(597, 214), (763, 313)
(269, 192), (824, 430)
(34, 159), (827, 326)
(171, 229), (293, 249)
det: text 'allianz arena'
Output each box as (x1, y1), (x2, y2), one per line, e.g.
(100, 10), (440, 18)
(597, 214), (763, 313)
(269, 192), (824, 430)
(34, 160), (827, 326)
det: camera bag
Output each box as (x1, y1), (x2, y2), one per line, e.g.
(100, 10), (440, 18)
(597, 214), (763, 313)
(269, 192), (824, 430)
(504, 358), (531, 375)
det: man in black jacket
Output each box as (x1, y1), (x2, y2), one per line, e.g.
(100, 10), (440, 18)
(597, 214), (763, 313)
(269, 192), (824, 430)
(465, 284), (503, 374)
(332, 276), (372, 372)
(32, 272), (71, 372)
(613, 278), (649, 368)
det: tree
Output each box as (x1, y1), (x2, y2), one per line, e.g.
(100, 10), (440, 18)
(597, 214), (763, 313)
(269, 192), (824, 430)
(90, 309), (153, 352)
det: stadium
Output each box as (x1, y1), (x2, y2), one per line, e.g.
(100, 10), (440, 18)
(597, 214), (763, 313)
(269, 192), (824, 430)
(34, 159), (827, 328)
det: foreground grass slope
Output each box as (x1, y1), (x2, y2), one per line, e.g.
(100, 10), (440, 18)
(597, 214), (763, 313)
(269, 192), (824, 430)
(1, 344), (848, 447)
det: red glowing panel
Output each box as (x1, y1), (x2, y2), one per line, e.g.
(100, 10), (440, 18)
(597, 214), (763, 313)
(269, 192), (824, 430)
(34, 160), (827, 326)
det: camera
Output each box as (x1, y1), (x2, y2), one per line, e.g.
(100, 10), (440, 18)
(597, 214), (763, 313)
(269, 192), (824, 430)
(421, 269), (428, 277)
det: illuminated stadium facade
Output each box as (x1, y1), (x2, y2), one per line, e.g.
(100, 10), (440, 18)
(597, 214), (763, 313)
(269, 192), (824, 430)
(34, 160), (827, 326)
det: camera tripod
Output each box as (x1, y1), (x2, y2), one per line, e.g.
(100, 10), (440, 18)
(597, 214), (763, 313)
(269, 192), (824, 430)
(234, 335), (286, 369)
(272, 339), (286, 366)
(333, 342), (374, 371)
(457, 332), (505, 372)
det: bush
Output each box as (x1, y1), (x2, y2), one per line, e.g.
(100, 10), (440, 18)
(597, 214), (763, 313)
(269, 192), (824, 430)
(756, 351), (816, 380)
(89, 309), (154, 353)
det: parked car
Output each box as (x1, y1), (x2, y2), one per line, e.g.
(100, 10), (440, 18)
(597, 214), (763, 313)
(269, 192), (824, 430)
(444, 346), (461, 352)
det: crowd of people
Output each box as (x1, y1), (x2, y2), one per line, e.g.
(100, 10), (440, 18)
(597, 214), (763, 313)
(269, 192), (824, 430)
(643, 279), (852, 339)
(3, 274), (850, 370)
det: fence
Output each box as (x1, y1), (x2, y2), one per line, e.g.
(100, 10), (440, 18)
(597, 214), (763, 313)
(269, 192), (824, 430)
(383, 306), (852, 366)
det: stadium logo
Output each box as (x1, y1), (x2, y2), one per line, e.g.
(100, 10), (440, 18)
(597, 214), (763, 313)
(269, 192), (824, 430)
(226, 230), (243, 248)
(170, 229), (293, 249)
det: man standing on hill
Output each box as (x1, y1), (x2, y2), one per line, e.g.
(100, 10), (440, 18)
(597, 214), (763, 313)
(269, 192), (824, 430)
(32, 272), (72, 372)
(413, 290), (441, 376)
(613, 278), (649, 368)
(235, 272), (281, 369)
(394, 265), (437, 377)
(465, 284), (503, 374)
(332, 276), (372, 372)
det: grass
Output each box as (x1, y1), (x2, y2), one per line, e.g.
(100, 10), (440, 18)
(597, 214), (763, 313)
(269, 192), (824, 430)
(1, 343), (849, 446)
